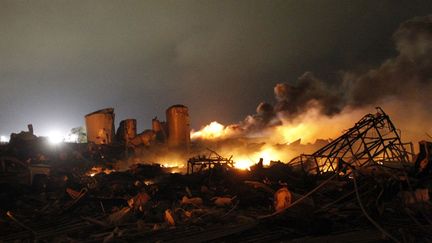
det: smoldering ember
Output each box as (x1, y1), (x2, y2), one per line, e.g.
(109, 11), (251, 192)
(2, 2), (432, 243)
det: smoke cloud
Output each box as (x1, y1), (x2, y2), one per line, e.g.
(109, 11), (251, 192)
(346, 15), (432, 107)
(275, 15), (432, 117)
(193, 15), (432, 144)
(157, 15), (432, 168)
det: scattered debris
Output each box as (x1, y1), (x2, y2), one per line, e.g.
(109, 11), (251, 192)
(212, 196), (236, 207)
(164, 209), (176, 226)
(1, 108), (432, 242)
(274, 187), (292, 212)
(181, 196), (203, 206)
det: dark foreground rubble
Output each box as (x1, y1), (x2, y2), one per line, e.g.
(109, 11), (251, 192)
(1, 108), (432, 242)
(1, 160), (432, 243)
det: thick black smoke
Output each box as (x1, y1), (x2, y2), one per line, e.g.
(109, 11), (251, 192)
(274, 72), (343, 117)
(243, 15), (432, 133)
(347, 15), (432, 107)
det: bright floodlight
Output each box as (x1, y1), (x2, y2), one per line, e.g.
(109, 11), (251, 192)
(47, 131), (64, 145)
(0, 135), (9, 143)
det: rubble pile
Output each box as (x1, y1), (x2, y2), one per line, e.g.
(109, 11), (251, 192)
(1, 160), (432, 242)
(1, 108), (432, 242)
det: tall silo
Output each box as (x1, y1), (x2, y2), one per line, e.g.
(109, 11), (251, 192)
(85, 108), (115, 144)
(166, 105), (190, 148)
(152, 117), (167, 143)
(116, 119), (137, 144)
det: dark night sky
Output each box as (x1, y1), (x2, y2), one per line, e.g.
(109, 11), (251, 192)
(1, 0), (431, 137)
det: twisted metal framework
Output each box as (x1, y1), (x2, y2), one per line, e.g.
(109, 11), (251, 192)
(187, 148), (234, 174)
(289, 108), (413, 175)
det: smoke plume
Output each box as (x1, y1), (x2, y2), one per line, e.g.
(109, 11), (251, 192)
(276, 15), (432, 117)
(193, 15), (432, 144)
(346, 15), (432, 107)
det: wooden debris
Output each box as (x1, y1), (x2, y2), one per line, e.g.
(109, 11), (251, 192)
(180, 196), (203, 206)
(212, 196), (237, 207)
(164, 209), (176, 226)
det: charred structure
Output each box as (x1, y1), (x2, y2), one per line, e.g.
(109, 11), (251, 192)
(187, 149), (234, 174)
(80, 105), (191, 155)
(290, 107), (413, 175)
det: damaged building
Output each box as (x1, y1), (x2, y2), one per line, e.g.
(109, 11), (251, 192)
(84, 104), (191, 150)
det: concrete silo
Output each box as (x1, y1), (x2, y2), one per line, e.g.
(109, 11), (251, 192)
(166, 105), (190, 148)
(85, 108), (115, 144)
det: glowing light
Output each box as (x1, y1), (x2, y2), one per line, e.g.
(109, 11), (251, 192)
(231, 146), (285, 170)
(234, 159), (253, 170)
(275, 123), (312, 144)
(259, 148), (274, 166)
(47, 131), (64, 144)
(191, 121), (230, 140)
(170, 169), (180, 174)
(0, 135), (9, 143)
(143, 179), (155, 185)
(86, 166), (115, 177)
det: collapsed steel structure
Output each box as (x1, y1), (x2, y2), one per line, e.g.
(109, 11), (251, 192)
(289, 107), (413, 175)
(187, 149), (234, 174)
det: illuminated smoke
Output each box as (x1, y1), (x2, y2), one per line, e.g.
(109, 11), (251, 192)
(274, 72), (343, 118)
(187, 15), (432, 170)
(346, 15), (432, 108)
(192, 15), (432, 145)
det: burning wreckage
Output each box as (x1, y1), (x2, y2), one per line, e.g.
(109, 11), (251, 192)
(1, 106), (432, 242)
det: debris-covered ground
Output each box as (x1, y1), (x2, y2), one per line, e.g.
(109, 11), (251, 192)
(2, 161), (432, 242)
(1, 109), (432, 242)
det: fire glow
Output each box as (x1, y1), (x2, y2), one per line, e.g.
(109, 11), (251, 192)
(233, 146), (282, 170)
(86, 166), (115, 177)
(190, 121), (312, 170)
(190, 121), (231, 140)
(190, 107), (370, 170)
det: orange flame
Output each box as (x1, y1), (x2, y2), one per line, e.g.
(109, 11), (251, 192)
(191, 121), (230, 140)
(232, 146), (288, 170)
(189, 107), (370, 170)
(86, 166), (115, 177)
